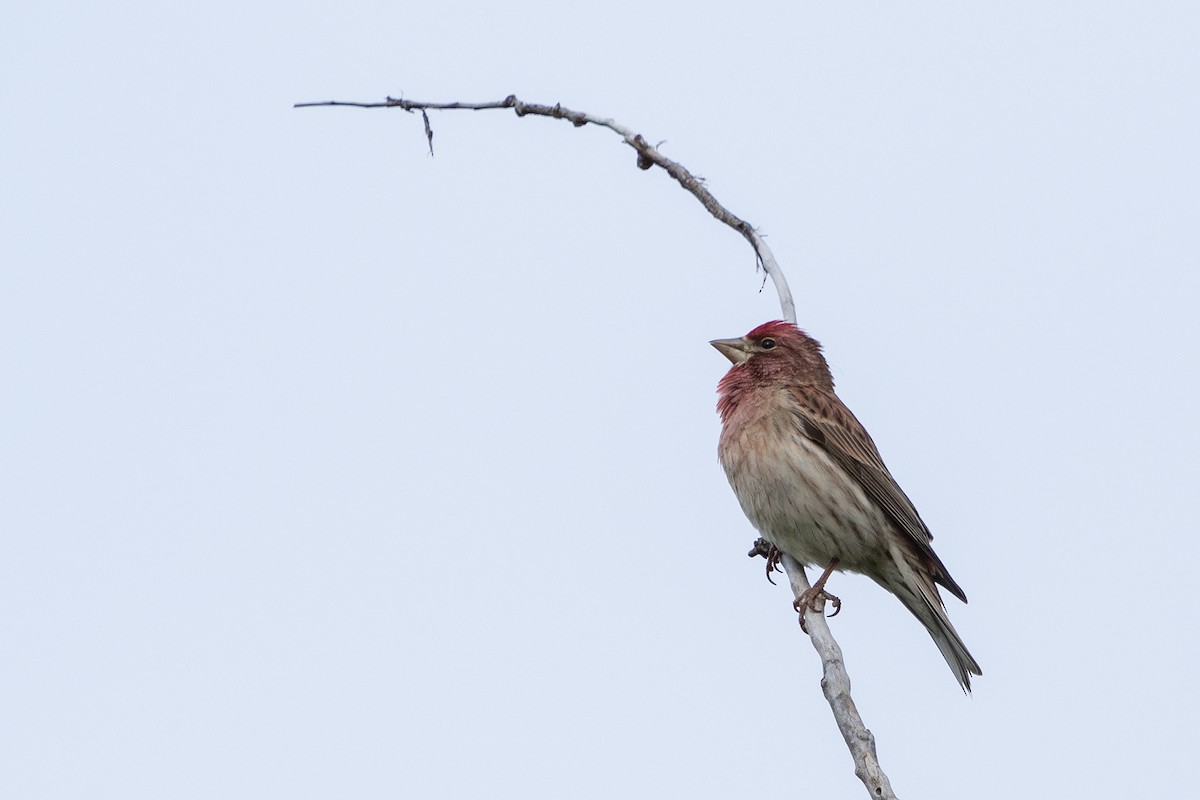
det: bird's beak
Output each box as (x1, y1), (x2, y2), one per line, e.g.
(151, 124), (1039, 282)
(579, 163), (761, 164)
(710, 336), (752, 365)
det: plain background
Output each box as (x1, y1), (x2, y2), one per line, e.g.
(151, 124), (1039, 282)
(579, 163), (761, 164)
(4, 2), (1198, 798)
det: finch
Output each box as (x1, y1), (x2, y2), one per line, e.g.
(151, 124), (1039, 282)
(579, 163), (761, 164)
(712, 321), (982, 691)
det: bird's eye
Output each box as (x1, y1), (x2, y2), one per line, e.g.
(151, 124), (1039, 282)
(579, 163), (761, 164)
(760, 338), (777, 350)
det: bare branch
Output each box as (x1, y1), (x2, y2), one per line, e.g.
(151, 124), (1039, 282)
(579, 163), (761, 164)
(783, 556), (899, 800)
(295, 94), (795, 322)
(296, 92), (891, 798)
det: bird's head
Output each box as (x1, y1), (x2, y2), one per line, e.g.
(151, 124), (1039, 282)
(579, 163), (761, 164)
(711, 321), (834, 391)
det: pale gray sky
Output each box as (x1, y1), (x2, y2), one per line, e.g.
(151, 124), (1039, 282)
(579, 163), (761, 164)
(4, 2), (1198, 798)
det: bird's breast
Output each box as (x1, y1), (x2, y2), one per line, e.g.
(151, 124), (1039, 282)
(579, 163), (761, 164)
(718, 402), (893, 572)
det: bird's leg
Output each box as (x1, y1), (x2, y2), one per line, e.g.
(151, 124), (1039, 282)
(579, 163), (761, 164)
(747, 537), (784, 585)
(794, 557), (842, 632)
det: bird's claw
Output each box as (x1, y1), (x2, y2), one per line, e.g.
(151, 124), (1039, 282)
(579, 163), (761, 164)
(747, 537), (784, 585)
(793, 588), (842, 633)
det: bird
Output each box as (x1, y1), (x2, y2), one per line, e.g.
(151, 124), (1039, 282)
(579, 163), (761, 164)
(711, 320), (982, 691)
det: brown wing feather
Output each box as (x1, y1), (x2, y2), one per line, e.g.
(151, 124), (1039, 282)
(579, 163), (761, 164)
(787, 388), (968, 603)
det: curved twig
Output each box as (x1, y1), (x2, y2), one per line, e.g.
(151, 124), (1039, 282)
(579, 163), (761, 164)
(295, 93), (892, 799)
(295, 95), (795, 323)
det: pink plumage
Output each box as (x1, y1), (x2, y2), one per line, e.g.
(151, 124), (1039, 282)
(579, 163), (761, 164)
(712, 321), (981, 691)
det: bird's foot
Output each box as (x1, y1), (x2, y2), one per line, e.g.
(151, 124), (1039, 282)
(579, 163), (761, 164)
(793, 588), (842, 632)
(747, 537), (784, 585)
(792, 557), (842, 633)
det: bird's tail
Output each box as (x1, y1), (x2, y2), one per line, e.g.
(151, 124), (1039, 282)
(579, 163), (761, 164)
(888, 560), (982, 692)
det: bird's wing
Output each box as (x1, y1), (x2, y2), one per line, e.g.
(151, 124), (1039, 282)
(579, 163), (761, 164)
(788, 388), (968, 602)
